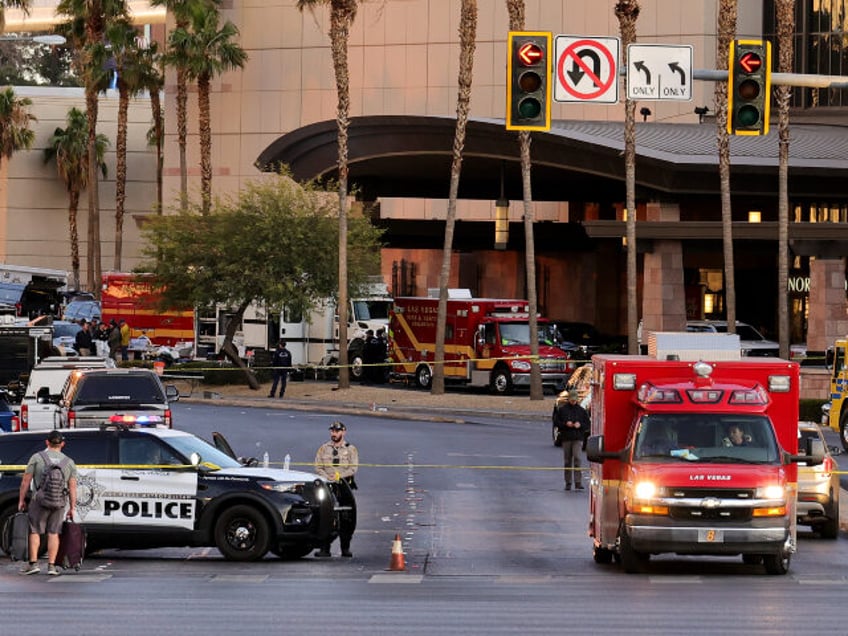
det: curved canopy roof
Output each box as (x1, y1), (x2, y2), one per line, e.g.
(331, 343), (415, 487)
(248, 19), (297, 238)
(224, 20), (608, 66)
(256, 115), (848, 203)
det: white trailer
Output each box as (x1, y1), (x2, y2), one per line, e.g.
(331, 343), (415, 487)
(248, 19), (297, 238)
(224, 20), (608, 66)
(0, 264), (69, 318)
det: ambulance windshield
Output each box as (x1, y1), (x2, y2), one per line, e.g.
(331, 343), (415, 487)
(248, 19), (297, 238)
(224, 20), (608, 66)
(499, 322), (558, 346)
(634, 414), (780, 463)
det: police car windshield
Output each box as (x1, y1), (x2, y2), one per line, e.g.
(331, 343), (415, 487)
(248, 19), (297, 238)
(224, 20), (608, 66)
(165, 434), (242, 469)
(634, 414), (780, 463)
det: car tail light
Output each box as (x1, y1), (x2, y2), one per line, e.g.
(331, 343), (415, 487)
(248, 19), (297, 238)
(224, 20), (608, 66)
(68, 410), (76, 428)
(20, 403), (28, 428)
(819, 456), (834, 479)
(164, 409), (172, 428)
(11, 415), (21, 431)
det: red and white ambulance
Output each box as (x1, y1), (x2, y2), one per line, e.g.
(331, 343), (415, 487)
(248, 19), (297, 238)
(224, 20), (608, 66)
(388, 296), (574, 393)
(586, 332), (822, 574)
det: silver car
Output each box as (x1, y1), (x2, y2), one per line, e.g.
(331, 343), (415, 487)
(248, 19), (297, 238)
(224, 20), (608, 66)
(797, 422), (840, 539)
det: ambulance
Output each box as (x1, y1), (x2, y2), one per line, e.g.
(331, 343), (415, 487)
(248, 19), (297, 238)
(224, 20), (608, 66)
(388, 295), (574, 393)
(585, 332), (822, 575)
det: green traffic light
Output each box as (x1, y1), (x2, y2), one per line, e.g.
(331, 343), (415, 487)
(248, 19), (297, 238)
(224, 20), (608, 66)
(517, 97), (541, 119)
(737, 104), (760, 127)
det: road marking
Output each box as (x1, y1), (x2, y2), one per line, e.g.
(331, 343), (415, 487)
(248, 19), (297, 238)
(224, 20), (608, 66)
(211, 574), (269, 583)
(369, 574), (423, 584)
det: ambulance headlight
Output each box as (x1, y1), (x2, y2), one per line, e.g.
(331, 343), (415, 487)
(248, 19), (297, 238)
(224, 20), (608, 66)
(511, 360), (532, 372)
(634, 481), (658, 499)
(260, 481), (306, 494)
(756, 485), (785, 500)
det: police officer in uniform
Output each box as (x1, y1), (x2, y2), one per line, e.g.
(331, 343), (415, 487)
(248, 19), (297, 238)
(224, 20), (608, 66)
(314, 421), (358, 557)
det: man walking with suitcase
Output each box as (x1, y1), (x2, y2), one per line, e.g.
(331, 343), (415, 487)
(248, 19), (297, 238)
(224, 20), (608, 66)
(17, 430), (77, 575)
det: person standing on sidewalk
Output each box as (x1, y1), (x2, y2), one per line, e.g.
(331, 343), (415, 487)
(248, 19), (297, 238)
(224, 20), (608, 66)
(553, 388), (590, 491)
(17, 430), (77, 576)
(268, 339), (293, 398)
(314, 421), (358, 557)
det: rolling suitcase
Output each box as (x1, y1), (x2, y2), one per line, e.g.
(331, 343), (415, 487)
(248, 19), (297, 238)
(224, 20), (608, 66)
(56, 520), (85, 571)
(2, 512), (29, 562)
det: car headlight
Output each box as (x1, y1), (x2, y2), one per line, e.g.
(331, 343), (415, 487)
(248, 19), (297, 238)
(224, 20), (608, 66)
(634, 481), (658, 499)
(756, 485), (785, 500)
(511, 360), (531, 371)
(260, 481), (306, 494)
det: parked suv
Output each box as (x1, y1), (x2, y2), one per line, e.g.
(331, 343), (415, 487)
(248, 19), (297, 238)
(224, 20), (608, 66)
(685, 320), (779, 357)
(797, 422), (840, 539)
(0, 427), (341, 560)
(57, 368), (180, 429)
(20, 356), (116, 430)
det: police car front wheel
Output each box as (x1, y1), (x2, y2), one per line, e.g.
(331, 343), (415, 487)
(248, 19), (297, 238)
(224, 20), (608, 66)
(214, 505), (271, 561)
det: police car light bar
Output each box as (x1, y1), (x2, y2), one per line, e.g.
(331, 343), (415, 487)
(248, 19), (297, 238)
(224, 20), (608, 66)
(109, 414), (165, 427)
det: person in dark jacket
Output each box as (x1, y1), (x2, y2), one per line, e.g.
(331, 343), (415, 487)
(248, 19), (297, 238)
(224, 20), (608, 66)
(74, 320), (93, 356)
(268, 339), (293, 398)
(553, 388), (590, 490)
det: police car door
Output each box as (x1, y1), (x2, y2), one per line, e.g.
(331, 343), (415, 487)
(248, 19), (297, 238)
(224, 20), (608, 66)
(111, 434), (198, 530)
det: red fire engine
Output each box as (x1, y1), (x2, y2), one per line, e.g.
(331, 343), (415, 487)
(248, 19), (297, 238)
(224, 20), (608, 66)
(101, 273), (194, 347)
(387, 296), (574, 394)
(586, 332), (822, 575)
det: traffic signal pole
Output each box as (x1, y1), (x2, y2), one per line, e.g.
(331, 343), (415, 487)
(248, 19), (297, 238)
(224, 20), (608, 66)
(691, 68), (848, 89)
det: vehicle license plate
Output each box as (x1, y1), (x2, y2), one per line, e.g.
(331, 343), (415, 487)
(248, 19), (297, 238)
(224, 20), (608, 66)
(698, 529), (723, 543)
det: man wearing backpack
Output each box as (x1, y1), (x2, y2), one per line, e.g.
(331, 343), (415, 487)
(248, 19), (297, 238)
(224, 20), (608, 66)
(17, 430), (77, 576)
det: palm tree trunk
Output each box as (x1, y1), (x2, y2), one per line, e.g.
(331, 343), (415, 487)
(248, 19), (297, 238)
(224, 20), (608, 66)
(198, 72), (212, 215)
(177, 65), (188, 211)
(85, 83), (101, 293)
(220, 299), (260, 389)
(329, 2), (355, 389)
(433, 0), (476, 395)
(69, 189), (81, 291)
(615, 1), (640, 354)
(520, 129), (542, 399)
(150, 85), (164, 214)
(114, 85), (129, 271)
(775, 0), (794, 359)
(715, 1), (737, 332)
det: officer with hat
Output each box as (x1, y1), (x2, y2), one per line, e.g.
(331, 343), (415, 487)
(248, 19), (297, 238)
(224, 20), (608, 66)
(314, 421), (358, 557)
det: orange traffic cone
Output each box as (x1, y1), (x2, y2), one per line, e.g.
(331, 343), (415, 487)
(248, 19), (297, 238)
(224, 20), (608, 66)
(388, 533), (405, 571)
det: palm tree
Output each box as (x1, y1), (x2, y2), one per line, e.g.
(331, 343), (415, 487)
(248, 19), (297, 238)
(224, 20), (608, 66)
(170, 3), (247, 215)
(505, 0), (542, 399)
(432, 0), (477, 396)
(0, 86), (34, 166)
(43, 107), (109, 291)
(775, 0), (794, 359)
(615, 0), (640, 354)
(0, 0), (29, 34)
(56, 0), (128, 292)
(138, 41), (165, 215)
(106, 17), (144, 270)
(155, 0), (219, 210)
(715, 1), (737, 333)
(296, 0), (358, 389)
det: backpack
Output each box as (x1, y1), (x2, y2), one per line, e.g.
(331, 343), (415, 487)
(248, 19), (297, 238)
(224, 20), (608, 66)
(35, 451), (69, 510)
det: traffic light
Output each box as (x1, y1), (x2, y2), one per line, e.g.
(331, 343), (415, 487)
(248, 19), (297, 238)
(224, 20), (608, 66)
(728, 39), (771, 136)
(506, 31), (552, 131)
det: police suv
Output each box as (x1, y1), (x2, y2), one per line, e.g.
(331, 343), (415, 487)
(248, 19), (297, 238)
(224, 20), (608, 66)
(0, 427), (341, 561)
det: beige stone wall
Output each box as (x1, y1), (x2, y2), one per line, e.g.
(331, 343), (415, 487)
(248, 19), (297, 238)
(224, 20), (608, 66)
(2, 87), (159, 287)
(161, 0), (747, 216)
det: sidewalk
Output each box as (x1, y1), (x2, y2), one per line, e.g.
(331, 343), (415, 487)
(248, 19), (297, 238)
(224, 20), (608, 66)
(174, 377), (554, 422)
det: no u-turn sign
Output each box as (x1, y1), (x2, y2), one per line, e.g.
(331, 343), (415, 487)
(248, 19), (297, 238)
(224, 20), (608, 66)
(553, 35), (620, 103)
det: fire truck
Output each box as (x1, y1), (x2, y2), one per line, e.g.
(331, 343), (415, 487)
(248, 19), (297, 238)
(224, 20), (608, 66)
(387, 296), (574, 393)
(100, 273), (194, 347)
(585, 332), (821, 575)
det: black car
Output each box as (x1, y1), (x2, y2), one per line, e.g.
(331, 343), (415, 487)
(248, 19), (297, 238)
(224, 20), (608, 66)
(551, 321), (627, 360)
(0, 427), (342, 561)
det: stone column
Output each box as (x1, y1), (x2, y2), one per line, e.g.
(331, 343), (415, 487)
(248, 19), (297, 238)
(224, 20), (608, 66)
(806, 256), (848, 352)
(641, 202), (686, 340)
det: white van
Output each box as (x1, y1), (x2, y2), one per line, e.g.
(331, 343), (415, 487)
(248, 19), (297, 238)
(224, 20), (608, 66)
(21, 356), (116, 430)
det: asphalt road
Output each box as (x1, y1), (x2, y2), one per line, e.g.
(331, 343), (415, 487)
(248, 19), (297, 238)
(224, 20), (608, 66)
(1, 402), (846, 635)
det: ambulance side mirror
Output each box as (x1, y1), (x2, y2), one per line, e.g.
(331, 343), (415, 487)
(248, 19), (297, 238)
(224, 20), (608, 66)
(788, 436), (825, 466)
(585, 435), (621, 463)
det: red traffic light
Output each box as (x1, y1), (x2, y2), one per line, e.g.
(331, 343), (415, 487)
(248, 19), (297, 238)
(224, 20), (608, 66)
(517, 42), (544, 66)
(738, 51), (762, 74)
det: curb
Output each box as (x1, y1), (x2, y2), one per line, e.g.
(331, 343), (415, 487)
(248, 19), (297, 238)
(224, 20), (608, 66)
(180, 394), (551, 424)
